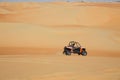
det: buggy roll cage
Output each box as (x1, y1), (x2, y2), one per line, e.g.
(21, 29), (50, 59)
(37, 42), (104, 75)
(67, 41), (81, 48)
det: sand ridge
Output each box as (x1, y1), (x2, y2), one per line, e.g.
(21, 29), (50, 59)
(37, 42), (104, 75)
(0, 2), (120, 27)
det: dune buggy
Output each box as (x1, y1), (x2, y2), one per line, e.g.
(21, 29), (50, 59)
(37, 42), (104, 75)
(63, 41), (87, 56)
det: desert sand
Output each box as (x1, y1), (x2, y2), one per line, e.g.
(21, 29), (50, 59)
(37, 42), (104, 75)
(0, 2), (120, 80)
(0, 55), (120, 80)
(0, 2), (120, 56)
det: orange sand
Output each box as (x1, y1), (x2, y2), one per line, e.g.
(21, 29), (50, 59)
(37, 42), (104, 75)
(0, 2), (120, 57)
(0, 2), (120, 80)
(0, 55), (120, 80)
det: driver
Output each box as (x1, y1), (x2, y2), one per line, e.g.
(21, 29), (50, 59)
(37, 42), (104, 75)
(67, 43), (75, 52)
(69, 43), (75, 48)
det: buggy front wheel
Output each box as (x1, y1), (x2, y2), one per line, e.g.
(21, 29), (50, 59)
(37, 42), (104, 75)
(81, 51), (87, 56)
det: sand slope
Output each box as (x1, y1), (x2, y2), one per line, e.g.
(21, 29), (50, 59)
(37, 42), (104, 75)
(0, 2), (120, 57)
(0, 22), (120, 57)
(0, 55), (120, 80)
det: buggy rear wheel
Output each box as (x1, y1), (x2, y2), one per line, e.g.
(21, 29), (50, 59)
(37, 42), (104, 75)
(65, 50), (71, 56)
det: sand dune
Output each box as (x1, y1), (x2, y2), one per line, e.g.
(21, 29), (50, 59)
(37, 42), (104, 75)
(0, 2), (120, 28)
(0, 2), (120, 80)
(0, 55), (120, 80)
(0, 2), (120, 56)
(0, 22), (120, 57)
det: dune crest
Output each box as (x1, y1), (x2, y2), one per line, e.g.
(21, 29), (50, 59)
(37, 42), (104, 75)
(0, 2), (120, 28)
